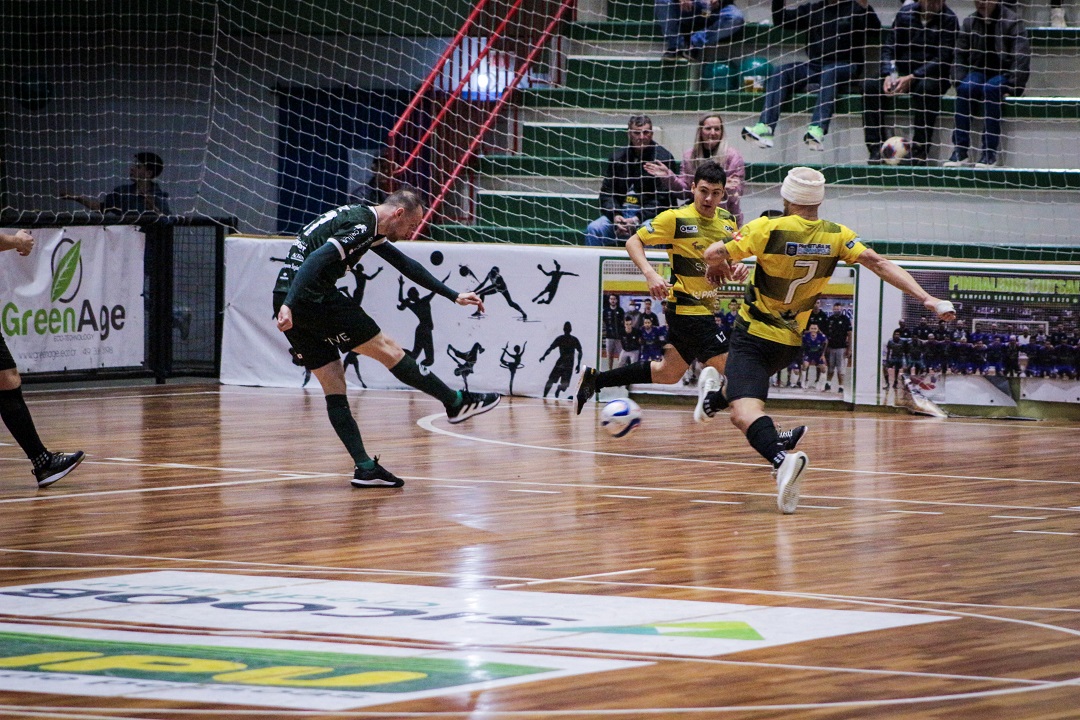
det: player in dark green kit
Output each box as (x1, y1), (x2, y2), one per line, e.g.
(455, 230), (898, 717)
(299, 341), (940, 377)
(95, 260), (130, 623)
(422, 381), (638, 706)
(273, 189), (500, 488)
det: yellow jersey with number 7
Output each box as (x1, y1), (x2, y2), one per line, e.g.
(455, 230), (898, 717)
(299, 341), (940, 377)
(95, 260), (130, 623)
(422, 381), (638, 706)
(725, 214), (866, 346)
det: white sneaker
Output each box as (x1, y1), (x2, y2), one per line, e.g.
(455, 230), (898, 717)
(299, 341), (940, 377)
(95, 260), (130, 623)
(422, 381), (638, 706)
(1051, 6), (1067, 27)
(775, 451), (808, 514)
(693, 366), (725, 423)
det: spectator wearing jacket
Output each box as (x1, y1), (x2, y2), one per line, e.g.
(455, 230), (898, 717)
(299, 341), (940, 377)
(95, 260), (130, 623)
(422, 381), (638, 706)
(943, 0), (1030, 168)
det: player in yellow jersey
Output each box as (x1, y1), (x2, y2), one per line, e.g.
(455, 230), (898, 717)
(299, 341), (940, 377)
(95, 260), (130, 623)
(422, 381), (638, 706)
(575, 160), (748, 414)
(700, 167), (956, 514)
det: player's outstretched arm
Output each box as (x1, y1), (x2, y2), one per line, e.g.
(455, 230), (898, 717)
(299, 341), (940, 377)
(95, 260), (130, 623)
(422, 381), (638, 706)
(372, 241), (458, 302)
(0, 230), (34, 256)
(856, 248), (956, 320)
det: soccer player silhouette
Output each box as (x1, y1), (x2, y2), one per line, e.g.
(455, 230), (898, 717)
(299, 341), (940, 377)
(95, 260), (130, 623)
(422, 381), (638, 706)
(532, 260), (579, 304)
(398, 274), (448, 366)
(447, 342), (486, 391)
(500, 342), (527, 395)
(473, 266), (527, 320)
(540, 321), (582, 398)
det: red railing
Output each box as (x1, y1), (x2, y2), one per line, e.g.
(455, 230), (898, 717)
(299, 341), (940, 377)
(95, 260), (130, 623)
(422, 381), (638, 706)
(385, 0), (493, 178)
(390, 0), (527, 178)
(412, 0), (575, 239)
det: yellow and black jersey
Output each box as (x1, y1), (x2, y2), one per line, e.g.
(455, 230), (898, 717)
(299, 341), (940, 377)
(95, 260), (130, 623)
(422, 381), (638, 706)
(725, 214), (866, 346)
(636, 205), (738, 316)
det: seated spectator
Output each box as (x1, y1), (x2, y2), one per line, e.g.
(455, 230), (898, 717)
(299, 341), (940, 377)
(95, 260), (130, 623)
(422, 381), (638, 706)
(862, 0), (958, 165)
(742, 0), (881, 152)
(943, 0), (1030, 168)
(584, 115), (680, 247)
(655, 0), (745, 61)
(61, 152), (170, 215)
(666, 113), (745, 225)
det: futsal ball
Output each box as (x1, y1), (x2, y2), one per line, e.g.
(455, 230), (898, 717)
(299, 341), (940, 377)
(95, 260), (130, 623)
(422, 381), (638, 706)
(880, 136), (911, 166)
(600, 398), (642, 438)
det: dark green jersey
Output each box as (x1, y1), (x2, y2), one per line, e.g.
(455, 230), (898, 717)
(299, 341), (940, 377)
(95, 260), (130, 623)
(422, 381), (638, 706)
(273, 204), (382, 303)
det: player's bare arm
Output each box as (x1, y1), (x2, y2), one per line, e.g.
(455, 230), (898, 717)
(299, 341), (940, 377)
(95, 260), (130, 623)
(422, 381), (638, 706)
(856, 248), (956, 320)
(0, 229), (34, 256)
(625, 235), (669, 300)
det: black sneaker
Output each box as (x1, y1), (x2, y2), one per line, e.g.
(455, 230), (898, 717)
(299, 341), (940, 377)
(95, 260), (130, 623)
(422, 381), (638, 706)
(351, 458), (404, 488)
(777, 425), (807, 451)
(574, 366), (598, 416)
(446, 391), (501, 424)
(867, 148), (883, 165)
(34, 451), (85, 488)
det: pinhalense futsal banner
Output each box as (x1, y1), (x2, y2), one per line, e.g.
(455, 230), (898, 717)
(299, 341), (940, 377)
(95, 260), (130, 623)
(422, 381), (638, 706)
(0, 226), (145, 372)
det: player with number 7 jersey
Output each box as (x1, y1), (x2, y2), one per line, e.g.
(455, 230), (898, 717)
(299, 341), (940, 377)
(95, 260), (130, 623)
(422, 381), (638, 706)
(725, 215), (865, 347)
(699, 167), (955, 516)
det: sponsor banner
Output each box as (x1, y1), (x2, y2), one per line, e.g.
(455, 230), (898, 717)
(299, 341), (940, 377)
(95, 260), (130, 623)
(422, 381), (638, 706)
(0, 622), (641, 711)
(221, 238), (599, 398)
(0, 226), (145, 371)
(598, 256), (857, 403)
(0, 571), (952, 659)
(873, 261), (1080, 417)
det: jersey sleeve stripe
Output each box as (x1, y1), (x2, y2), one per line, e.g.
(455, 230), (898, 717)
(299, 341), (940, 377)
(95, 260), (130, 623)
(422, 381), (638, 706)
(328, 237), (347, 260)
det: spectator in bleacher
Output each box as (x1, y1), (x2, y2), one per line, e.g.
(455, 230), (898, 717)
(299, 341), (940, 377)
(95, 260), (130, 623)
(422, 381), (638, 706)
(665, 114), (745, 225)
(861, 0), (958, 166)
(584, 115), (680, 247)
(656, 0), (746, 61)
(742, 0), (882, 152)
(61, 152), (170, 215)
(943, 0), (1030, 168)
(1051, 0), (1069, 28)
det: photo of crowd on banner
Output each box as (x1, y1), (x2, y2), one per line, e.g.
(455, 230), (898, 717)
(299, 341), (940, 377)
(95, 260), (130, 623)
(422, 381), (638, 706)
(888, 269), (1080, 412)
(598, 272), (856, 402)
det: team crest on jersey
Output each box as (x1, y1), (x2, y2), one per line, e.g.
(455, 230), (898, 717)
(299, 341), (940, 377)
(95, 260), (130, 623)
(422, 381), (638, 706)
(785, 242), (832, 256)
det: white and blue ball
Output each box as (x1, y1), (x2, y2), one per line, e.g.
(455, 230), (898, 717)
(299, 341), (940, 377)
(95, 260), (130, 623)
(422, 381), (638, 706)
(600, 398), (642, 438)
(880, 136), (911, 166)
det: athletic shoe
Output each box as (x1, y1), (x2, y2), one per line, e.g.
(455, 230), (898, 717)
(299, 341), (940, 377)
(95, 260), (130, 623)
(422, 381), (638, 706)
(574, 366), (598, 416)
(446, 391), (501, 424)
(693, 366), (725, 423)
(741, 122), (774, 149)
(1051, 6), (1067, 27)
(351, 458), (404, 488)
(867, 148), (883, 165)
(775, 451), (809, 514)
(803, 125), (825, 151)
(34, 451), (84, 489)
(777, 425), (807, 451)
(975, 150), (999, 168)
(943, 149), (972, 167)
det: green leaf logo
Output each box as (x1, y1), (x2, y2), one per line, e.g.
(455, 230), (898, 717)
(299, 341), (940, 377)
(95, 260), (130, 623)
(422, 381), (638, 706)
(51, 240), (81, 302)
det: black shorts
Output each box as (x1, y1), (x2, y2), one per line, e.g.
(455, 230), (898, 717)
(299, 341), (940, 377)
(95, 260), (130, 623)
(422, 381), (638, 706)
(663, 305), (729, 365)
(0, 333), (15, 372)
(273, 292), (382, 371)
(725, 321), (802, 402)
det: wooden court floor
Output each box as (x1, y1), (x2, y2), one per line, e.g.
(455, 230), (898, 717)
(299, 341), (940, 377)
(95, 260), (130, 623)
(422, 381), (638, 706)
(1, 380), (1079, 719)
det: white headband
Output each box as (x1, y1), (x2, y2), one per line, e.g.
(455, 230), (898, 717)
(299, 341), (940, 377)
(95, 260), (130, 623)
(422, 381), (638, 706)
(781, 166), (826, 205)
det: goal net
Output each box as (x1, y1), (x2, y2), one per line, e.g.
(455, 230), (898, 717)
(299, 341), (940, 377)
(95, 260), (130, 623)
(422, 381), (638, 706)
(1, 0), (1077, 254)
